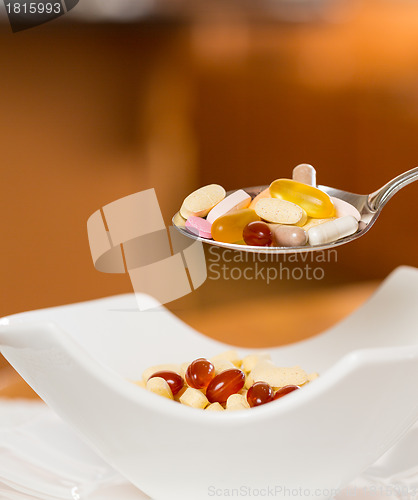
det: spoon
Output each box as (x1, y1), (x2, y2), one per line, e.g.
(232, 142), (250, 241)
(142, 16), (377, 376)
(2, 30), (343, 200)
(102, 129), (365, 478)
(172, 166), (418, 253)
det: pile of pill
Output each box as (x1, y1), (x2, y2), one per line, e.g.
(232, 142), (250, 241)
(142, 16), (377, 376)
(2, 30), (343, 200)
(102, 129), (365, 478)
(179, 164), (361, 247)
(134, 350), (318, 411)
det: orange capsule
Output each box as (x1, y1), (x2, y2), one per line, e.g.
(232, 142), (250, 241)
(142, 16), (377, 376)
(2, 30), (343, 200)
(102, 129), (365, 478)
(247, 381), (274, 407)
(206, 368), (245, 404)
(185, 358), (215, 389)
(211, 209), (260, 244)
(243, 222), (272, 247)
(273, 385), (300, 400)
(148, 371), (184, 396)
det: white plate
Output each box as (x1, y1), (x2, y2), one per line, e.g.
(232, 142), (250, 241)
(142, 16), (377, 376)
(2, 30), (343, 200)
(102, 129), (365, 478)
(0, 266), (418, 499)
(0, 400), (416, 500)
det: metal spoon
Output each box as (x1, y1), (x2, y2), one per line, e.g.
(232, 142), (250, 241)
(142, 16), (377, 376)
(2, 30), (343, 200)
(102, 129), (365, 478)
(172, 167), (418, 253)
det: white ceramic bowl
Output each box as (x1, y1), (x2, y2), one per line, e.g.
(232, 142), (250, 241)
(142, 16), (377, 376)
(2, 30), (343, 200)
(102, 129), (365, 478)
(1, 266), (418, 500)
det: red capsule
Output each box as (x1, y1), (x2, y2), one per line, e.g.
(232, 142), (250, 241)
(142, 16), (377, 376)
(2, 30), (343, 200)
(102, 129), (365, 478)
(206, 368), (245, 404)
(273, 385), (300, 400)
(247, 381), (274, 407)
(185, 358), (215, 389)
(242, 221), (272, 247)
(148, 371), (184, 396)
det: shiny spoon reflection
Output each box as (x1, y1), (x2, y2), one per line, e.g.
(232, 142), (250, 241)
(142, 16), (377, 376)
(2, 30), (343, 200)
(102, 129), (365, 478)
(172, 167), (418, 253)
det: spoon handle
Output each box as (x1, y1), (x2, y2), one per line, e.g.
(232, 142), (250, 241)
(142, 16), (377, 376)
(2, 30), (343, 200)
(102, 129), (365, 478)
(368, 166), (418, 211)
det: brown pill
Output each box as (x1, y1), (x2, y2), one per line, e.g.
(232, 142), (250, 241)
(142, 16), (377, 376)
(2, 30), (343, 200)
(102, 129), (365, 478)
(273, 225), (307, 247)
(148, 371), (184, 395)
(206, 369), (245, 404)
(185, 358), (215, 389)
(273, 385), (300, 400)
(247, 381), (274, 407)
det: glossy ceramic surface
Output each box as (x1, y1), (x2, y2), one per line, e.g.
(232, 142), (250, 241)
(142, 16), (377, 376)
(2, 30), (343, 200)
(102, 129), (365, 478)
(1, 267), (418, 499)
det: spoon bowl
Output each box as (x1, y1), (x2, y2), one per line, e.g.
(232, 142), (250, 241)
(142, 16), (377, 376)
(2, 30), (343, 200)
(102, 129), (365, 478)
(173, 167), (418, 253)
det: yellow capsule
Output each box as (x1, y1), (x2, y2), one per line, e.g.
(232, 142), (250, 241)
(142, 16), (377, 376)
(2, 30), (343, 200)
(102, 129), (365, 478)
(269, 179), (335, 218)
(211, 209), (260, 243)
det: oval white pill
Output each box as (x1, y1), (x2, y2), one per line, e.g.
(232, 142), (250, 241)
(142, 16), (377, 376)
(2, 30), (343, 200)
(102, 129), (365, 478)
(255, 198), (304, 225)
(292, 163), (316, 186)
(330, 197), (361, 221)
(308, 216), (359, 246)
(185, 216), (212, 239)
(180, 184), (226, 219)
(206, 189), (251, 224)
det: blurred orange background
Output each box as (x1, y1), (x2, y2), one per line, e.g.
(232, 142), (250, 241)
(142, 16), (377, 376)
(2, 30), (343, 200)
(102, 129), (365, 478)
(1, 0), (418, 393)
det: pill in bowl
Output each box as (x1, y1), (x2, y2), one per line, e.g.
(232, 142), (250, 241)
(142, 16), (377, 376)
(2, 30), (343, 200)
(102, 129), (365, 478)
(133, 350), (318, 411)
(177, 164), (361, 248)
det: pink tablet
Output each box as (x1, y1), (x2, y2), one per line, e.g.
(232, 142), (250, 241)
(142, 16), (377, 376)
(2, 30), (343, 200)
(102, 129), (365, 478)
(185, 216), (213, 239)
